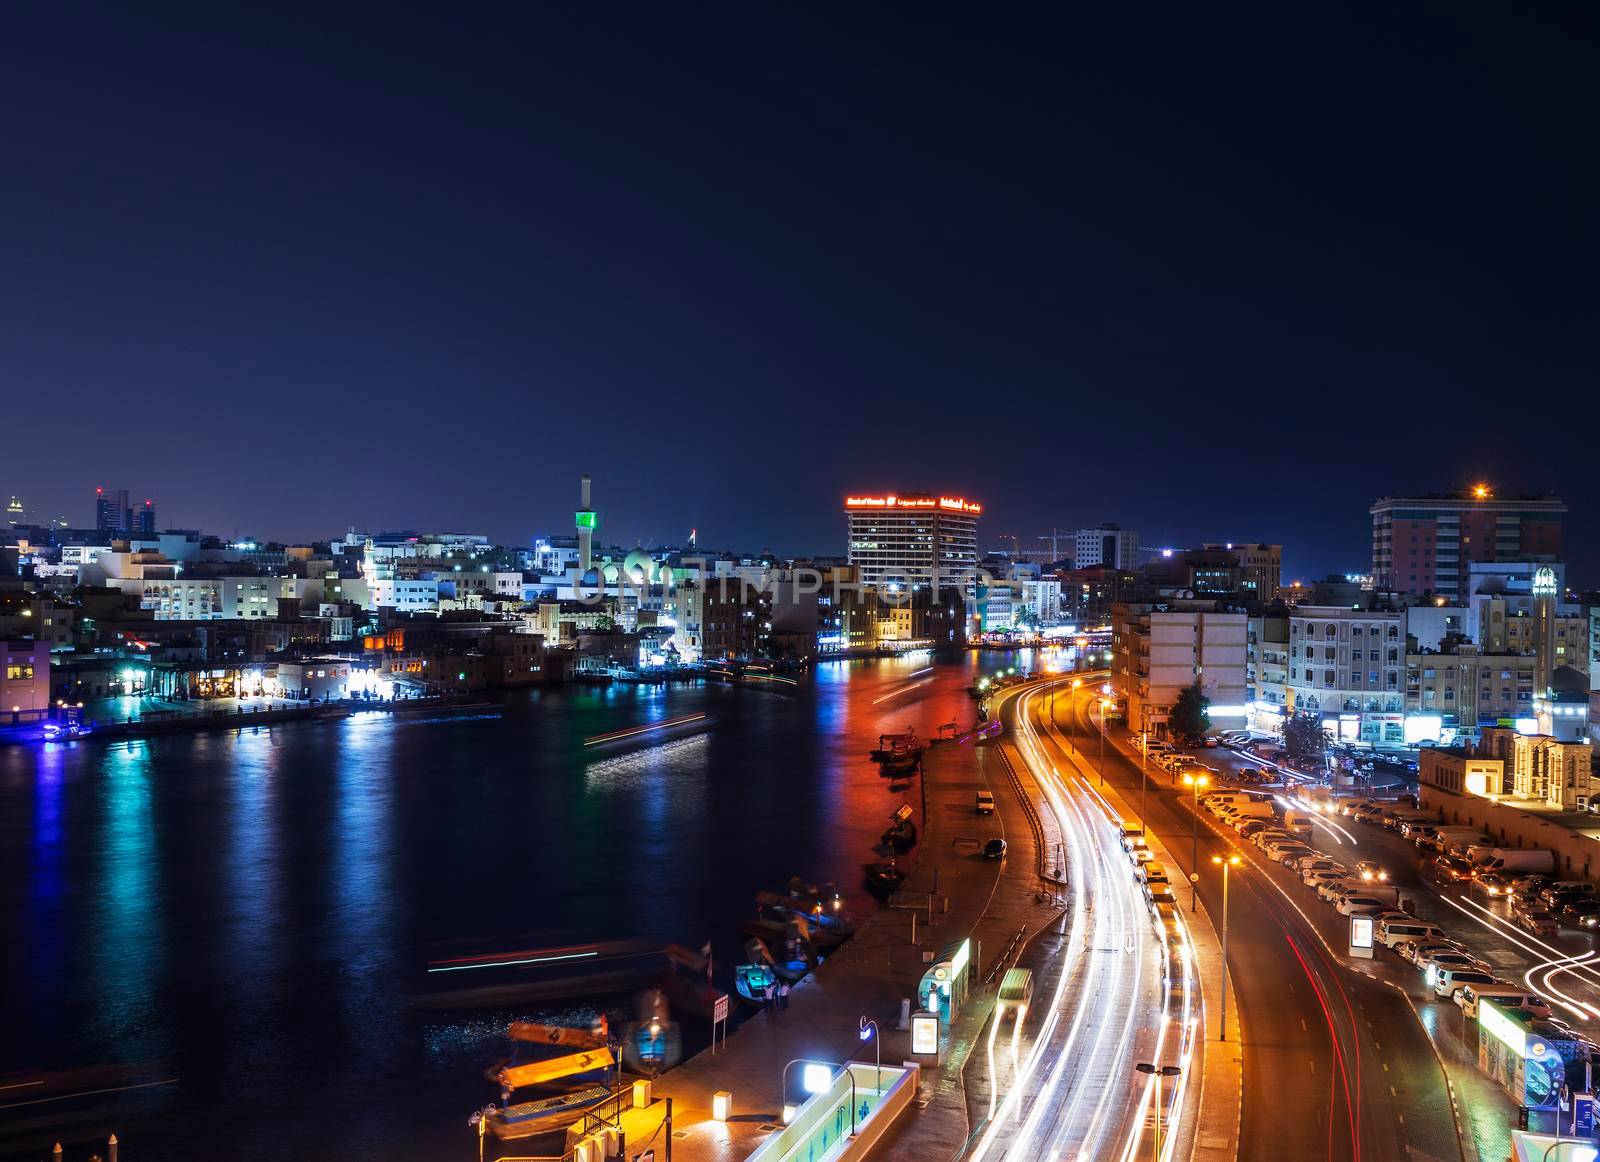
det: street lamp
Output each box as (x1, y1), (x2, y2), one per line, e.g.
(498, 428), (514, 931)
(1133, 1062), (1182, 1159)
(859, 1016), (880, 1095)
(1211, 854), (1241, 1041)
(1182, 772), (1209, 911)
(1139, 729), (1149, 834)
(1098, 698), (1114, 786)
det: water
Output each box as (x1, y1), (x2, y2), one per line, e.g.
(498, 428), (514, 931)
(0, 651), (1056, 1160)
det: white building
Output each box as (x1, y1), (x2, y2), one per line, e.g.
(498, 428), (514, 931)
(1284, 605), (1406, 745)
(1112, 601), (1247, 735)
(1074, 525), (1141, 571)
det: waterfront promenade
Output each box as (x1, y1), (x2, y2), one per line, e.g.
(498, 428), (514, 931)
(631, 705), (1062, 1162)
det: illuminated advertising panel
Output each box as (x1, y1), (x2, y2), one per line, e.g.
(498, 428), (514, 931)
(1479, 999), (1527, 1057)
(1349, 915), (1374, 949)
(910, 1012), (939, 1055)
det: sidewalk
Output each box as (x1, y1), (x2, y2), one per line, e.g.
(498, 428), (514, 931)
(642, 713), (1062, 1162)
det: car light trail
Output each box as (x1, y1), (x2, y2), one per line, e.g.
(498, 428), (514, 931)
(966, 678), (1195, 1162)
(967, 678), (1179, 1162)
(1439, 895), (1600, 1020)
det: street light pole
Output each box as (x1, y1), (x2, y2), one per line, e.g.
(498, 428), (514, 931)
(1134, 1062), (1182, 1159)
(859, 1017), (880, 1096)
(1211, 855), (1240, 1041)
(1140, 729), (1149, 835)
(1182, 772), (1208, 912)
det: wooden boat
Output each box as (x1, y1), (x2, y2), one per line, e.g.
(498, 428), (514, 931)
(864, 860), (906, 896)
(735, 962), (779, 1005)
(620, 989), (683, 1075)
(744, 935), (809, 985)
(755, 890), (854, 939)
(488, 1084), (616, 1140)
(870, 727), (925, 760)
(881, 818), (917, 853)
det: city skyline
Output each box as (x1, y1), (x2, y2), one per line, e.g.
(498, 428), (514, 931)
(3, 8), (1595, 581)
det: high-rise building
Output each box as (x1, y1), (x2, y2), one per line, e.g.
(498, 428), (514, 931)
(1073, 525), (1141, 571)
(134, 498), (157, 534)
(845, 493), (981, 592)
(95, 486), (131, 533)
(1370, 489), (1565, 598)
(1202, 543), (1281, 603)
(4, 497), (23, 527)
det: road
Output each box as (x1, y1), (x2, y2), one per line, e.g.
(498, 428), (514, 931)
(961, 679), (1187, 1162)
(1050, 683), (1464, 1162)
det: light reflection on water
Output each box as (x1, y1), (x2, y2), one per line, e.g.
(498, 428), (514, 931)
(0, 652), (1040, 1160)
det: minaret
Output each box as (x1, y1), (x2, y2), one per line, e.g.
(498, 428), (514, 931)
(576, 474), (596, 575)
(1532, 565), (1558, 698)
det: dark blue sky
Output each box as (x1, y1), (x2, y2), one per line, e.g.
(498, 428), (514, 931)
(3, 5), (1595, 581)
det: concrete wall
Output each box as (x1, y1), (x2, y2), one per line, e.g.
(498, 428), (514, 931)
(1418, 784), (1600, 883)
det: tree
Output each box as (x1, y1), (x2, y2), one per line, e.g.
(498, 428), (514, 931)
(1283, 711), (1327, 760)
(1169, 681), (1211, 742)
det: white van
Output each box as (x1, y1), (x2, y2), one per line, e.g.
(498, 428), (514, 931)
(1376, 918), (1447, 949)
(1456, 983), (1552, 1019)
(998, 967), (1034, 1017)
(1432, 967), (1498, 1000)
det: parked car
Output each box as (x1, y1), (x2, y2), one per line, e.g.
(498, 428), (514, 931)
(1417, 949), (1490, 977)
(1337, 894), (1394, 916)
(1269, 843), (1315, 865)
(1431, 856), (1475, 882)
(1514, 908), (1560, 938)
(1433, 967), (1498, 1001)
(1397, 939), (1468, 967)
(983, 838), (1008, 860)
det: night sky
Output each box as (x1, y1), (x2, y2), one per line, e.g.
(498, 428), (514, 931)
(3, 6), (1595, 582)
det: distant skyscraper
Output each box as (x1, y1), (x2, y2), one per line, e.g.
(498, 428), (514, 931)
(845, 492), (981, 591)
(134, 498), (157, 534)
(95, 486), (131, 533)
(1073, 525), (1140, 571)
(1370, 489), (1566, 598)
(4, 497), (23, 527)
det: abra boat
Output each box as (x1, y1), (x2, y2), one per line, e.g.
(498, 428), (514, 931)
(620, 989), (683, 1075)
(734, 961), (779, 1006)
(881, 818), (917, 853)
(486, 1035), (619, 1142)
(864, 859), (906, 896)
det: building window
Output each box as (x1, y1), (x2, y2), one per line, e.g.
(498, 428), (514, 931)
(5, 661), (34, 680)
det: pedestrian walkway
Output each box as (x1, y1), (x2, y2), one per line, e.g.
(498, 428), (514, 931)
(640, 706), (1062, 1162)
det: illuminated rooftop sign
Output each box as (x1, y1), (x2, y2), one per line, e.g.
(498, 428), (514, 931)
(845, 494), (982, 514)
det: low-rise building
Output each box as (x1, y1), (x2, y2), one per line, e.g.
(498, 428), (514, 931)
(2, 638), (50, 718)
(1112, 599), (1247, 736)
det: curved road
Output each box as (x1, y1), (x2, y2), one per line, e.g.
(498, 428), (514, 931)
(1048, 683), (1463, 1162)
(965, 679), (1194, 1162)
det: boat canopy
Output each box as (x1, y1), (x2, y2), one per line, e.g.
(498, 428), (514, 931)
(498, 1047), (614, 1090)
